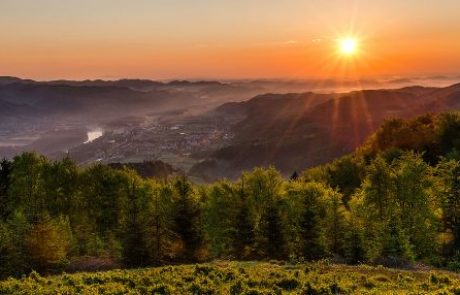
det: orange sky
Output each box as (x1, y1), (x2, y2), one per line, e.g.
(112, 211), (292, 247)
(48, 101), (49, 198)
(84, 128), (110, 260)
(1, 0), (460, 80)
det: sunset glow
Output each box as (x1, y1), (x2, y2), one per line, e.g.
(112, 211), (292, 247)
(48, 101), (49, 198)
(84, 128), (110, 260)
(1, 0), (460, 80)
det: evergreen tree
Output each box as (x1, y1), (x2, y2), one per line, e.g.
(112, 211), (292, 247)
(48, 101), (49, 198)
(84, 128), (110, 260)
(0, 159), (12, 221)
(299, 200), (326, 260)
(203, 181), (239, 257)
(393, 152), (437, 257)
(242, 167), (283, 258)
(436, 159), (460, 254)
(172, 176), (202, 261)
(344, 223), (366, 264)
(285, 181), (328, 260)
(380, 216), (414, 263)
(324, 189), (347, 255)
(290, 171), (299, 181)
(147, 183), (175, 265)
(0, 211), (31, 278)
(9, 153), (47, 223)
(362, 156), (395, 221)
(263, 203), (285, 259)
(233, 190), (255, 259)
(42, 156), (78, 217)
(120, 169), (149, 267)
(344, 193), (369, 263)
(79, 164), (123, 237)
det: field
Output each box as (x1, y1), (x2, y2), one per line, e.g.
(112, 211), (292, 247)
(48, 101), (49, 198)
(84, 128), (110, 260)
(1, 261), (460, 294)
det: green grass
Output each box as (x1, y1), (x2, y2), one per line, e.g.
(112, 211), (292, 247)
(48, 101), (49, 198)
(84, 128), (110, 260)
(1, 261), (460, 294)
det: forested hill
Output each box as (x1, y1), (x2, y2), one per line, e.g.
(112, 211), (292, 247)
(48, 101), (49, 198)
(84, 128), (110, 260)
(190, 83), (460, 180)
(2, 111), (460, 279)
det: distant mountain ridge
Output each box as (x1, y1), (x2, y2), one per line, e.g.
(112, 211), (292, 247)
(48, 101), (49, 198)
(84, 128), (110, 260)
(0, 76), (227, 91)
(0, 76), (266, 121)
(0, 77), (246, 125)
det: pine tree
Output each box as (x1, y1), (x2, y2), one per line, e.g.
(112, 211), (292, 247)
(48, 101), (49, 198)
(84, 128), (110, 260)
(437, 159), (460, 253)
(233, 193), (254, 259)
(120, 170), (149, 267)
(363, 156), (395, 221)
(325, 190), (346, 255)
(290, 171), (299, 181)
(380, 217), (414, 263)
(9, 153), (47, 223)
(148, 183), (175, 265)
(300, 200), (326, 260)
(264, 203), (285, 259)
(172, 177), (202, 261)
(0, 159), (12, 221)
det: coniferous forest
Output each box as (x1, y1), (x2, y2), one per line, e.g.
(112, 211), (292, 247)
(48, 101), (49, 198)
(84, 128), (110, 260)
(2, 111), (460, 281)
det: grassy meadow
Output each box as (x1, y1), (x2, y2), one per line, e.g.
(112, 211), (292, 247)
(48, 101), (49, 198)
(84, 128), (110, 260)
(1, 261), (460, 294)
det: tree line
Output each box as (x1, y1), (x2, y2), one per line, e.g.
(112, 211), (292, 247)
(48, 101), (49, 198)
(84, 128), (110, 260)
(2, 112), (460, 277)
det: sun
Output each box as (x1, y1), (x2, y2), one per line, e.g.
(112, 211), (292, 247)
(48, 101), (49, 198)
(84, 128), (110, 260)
(338, 37), (358, 55)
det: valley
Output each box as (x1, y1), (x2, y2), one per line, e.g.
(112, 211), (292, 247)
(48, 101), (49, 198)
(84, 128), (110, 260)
(2, 76), (460, 182)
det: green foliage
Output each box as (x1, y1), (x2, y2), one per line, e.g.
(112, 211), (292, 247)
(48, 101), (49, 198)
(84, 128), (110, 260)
(119, 169), (150, 266)
(25, 215), (72, 271)
(242, 167), (284, 259)
(0, 211), (31, 276)
(204, 181), (240, 257)
(325, 155), (365, 198)
(144, 180), (176, 265)
(436, 158), (460, 254)
(79, 163), (124, 237)
(41, 156), (78, 217)
(393, 152), (438, 258)
(9, 152), (47, 222)
(362, 155), (395, 220)
(362, 114), (438, 161)
(323, 189), (347, 255)
(3, 111), (460, 279)
(283, 181), (329, 260)
(439, 112), (460, 155)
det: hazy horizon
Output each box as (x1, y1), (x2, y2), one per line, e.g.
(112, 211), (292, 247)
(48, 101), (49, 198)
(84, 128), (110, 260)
(3, 73), (460, 86)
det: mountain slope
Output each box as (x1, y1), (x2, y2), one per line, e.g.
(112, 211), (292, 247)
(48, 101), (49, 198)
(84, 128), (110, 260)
(190, 84), (460, 180)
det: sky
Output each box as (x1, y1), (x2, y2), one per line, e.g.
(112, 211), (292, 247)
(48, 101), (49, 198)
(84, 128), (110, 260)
(1, 0), (460, 80)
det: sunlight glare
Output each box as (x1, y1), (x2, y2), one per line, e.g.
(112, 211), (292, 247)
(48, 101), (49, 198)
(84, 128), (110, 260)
(339, 38), (358, 55)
